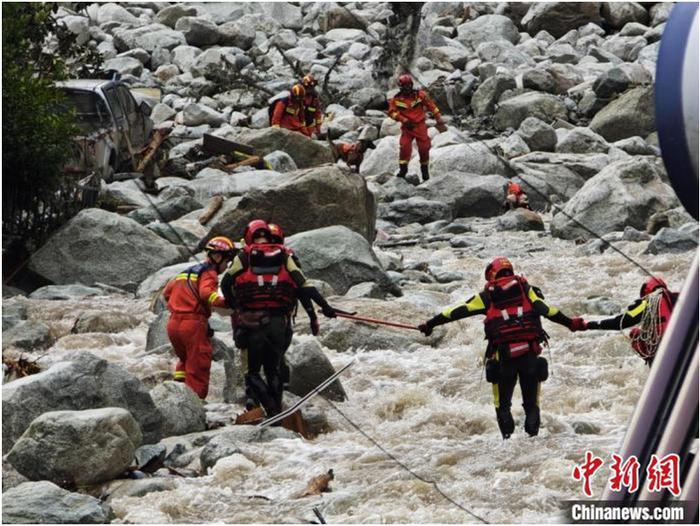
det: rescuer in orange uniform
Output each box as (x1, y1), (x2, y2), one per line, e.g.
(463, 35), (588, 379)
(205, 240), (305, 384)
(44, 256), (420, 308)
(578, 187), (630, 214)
(504, 181), (532, 211)
(271, 84), (311, 136)
(164, 236), (235, 399)
(301, 74), (323, 137)
(388, 74), (446, 183)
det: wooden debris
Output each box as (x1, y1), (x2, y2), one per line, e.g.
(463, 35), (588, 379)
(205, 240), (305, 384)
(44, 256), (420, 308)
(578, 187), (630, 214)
(297, 469), (334, 498)
(222, 155), (262, 171)
(234, 406), (266, 425)
(198, 195), (224, 225)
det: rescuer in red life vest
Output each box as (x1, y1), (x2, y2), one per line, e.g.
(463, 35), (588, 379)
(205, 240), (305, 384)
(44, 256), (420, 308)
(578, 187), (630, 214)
(388, 74), (446, 184)
(221, 220), (338, 416)
(574, 276), (678, 366)
(418, 257), (586, 439)
(163, 236), (235, 399)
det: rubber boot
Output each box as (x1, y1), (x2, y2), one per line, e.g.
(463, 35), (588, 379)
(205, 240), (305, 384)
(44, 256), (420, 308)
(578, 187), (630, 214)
(396, 164), (408, 179)
(524, 405), (540, 437)
(420, 163), (430, 183)
(496, 407), (515, 439)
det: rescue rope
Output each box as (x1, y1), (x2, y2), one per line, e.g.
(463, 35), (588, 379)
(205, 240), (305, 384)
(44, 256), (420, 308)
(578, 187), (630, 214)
(624, 289), (664, 359)
(321, 396), (490, 524)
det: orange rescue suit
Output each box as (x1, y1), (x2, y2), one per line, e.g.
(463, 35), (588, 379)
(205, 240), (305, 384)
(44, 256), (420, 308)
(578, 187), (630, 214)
(388, 89), (442, 165)
(163, 262), (227, 399)
(271, 98), (311, 136)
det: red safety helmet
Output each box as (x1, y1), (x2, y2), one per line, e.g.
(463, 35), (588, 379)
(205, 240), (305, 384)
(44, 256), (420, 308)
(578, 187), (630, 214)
(302, 74), (317, 88)
(398, 74), (414, 89)
(268, 223), (284, 244)
(205, 236), (235, 258)
(485, 257), (514, 282)
(640, 276), (668, 298)
(244, 219), (271, 245)
(507, 181), (522, 194)
(290, 83), (306, 100)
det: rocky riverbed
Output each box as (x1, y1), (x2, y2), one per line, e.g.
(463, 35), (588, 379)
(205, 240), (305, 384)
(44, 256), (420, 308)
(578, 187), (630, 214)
(3, 1), (698, 524)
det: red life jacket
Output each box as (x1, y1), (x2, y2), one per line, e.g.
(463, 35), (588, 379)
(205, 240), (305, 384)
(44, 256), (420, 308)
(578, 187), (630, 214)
(630, 288), (675, 359)
(483, 275), (546, 357)
(233, 244), (298, 311)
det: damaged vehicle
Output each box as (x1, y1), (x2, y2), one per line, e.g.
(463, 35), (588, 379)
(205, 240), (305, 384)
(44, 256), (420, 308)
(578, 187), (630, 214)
(57, 77), (157, 182)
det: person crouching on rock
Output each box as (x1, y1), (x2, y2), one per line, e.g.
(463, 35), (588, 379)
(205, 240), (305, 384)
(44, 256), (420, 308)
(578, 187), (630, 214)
(163, 236), (235, 400)
(270, 84), (311, 137)
(418, 257), (586, 439)
(504, 181), (532, 211)
(572, 276), (678, 366)
(221, 220), (338, 417)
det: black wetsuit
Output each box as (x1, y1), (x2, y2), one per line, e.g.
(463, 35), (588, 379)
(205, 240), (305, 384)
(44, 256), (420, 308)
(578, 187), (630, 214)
(423, 281), (574, 438)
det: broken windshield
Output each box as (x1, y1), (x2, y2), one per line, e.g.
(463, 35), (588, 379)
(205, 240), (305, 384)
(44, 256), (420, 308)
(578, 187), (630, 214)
(59, 89), (112, 133)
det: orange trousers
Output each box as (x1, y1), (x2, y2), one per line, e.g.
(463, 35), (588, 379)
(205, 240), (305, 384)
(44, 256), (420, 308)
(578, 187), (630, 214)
(167, 313), (212, 399)
(399, 121), (431, 164)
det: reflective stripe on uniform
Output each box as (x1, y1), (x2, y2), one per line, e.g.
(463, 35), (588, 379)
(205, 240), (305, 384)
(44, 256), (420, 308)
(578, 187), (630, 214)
(175, 274), (198, 281)
(307, 106), (316, 111)
(208, 291), (219, 304)
(394, 101), (408, 108)
(628, 299), (648, 318)
(173, 371), (186, 380)
(492, 383), (500, 407)
(501, 309), (509, 320)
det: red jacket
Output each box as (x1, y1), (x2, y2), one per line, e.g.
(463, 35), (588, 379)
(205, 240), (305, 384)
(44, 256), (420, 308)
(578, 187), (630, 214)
(164, 263), (226, 317)
(388, 89), (442, 125)
(271, 98), (309, 134)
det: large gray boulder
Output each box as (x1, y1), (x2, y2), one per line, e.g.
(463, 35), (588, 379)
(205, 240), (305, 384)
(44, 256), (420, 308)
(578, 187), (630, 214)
(2, 320), (51, 351)
(493, 92), (568, 131)
(590, 86), (655, 142)
(221, 127), (334, 169)
(175, 16), (220, 47)
(28, 209), (184, 291)
(182, 102), (226, 126)
(517, 117), (557, 152)
(286, 226), (395, 296)
(217, 20), (256, 49)
(456, 14), (520, 48)
(154, 4), (197, 28)
(198, 427), (297, 471)
(150, 382), (206, 438)
(379, 197), (452, 226)
(113, 24), (186, 52)
(2, 352), (162, 451)
(418, 173), (509, 218)
(127, 195), (203, 225)
(522, 2), (602, 38)
(159, 170), (284, 201)
(556, 127), (610, 154)
(644, 227), (699, 255)
(510, 163), (587, 210)
(97, 3), (142, 25)
(286, 338), (346, 402)
(7, 408), (141, 486)
(206, 165), (376, 243)
(28, 284), (104, 300)
(471, 73), (516, 117)
(601, 2), (648, 29)
(427, 142), (511, 178)
(497, 209), (545, 231)
(511, 151), (610, 179)
(2, 481), (111, 524)
(551, 159), (679, 240)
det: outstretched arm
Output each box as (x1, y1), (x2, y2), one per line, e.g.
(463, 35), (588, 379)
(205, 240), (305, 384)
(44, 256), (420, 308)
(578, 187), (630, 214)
(587, 299), (646, 330)
(419, 293), (486, 335)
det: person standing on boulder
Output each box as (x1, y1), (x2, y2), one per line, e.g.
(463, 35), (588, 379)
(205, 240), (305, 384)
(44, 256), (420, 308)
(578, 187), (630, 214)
(572, 276), (678, 366)
(388, 74), (447, 184)
(301, 74), (324, 137)
(417, 257), (586, 439)
(163, 236), (235, 400)
(270, 84), (311, 137)
(221, 220), (338, 417)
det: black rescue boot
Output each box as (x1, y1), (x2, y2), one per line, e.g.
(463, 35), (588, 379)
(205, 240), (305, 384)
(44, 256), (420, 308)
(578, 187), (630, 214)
(420, 163), (430, 183)
(396, 163), (408, 179)
(524, 405), (541, 437)
(496, 407), (515, 439)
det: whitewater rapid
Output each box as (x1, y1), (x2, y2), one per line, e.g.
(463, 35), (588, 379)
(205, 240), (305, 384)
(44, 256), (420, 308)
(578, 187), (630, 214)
(6, 214), (695, 523)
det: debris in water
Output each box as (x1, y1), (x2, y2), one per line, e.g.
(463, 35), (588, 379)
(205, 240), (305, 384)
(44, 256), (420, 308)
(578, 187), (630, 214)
(297, 469), (334, 498)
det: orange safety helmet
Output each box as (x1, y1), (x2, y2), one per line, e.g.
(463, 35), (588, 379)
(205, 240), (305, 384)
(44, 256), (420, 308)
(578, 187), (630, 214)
(302, 74), (317, 88)
(205, 236), (235, 256)
(398, 74), (414, 89)
(640, 276), (668, 298)
(244, 219), (271, 245)
(485, 257), (514, 282)
(290, 84), (306, 100)
(268, 223), (284, 244)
